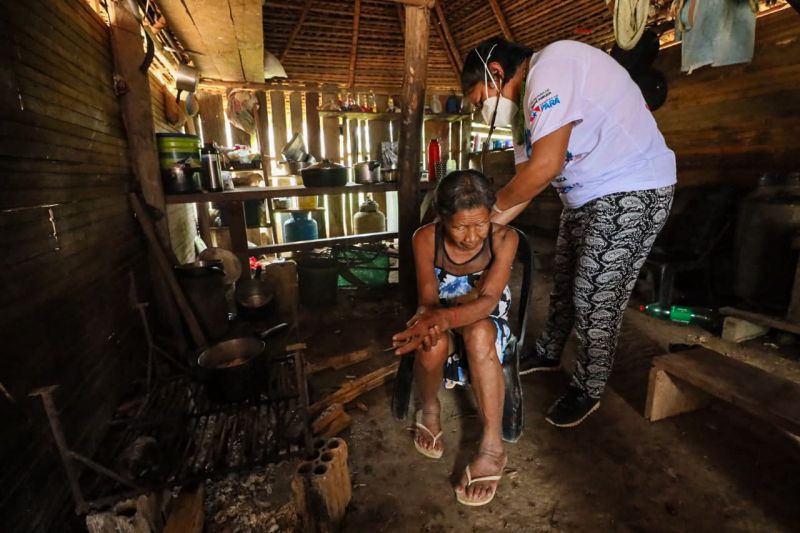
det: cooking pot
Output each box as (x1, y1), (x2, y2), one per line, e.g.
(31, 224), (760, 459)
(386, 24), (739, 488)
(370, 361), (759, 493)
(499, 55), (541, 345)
(301, 159), (349, 187)
(175, 64), (198, 104)
(354, 161), (382, 184)
(197, 322), (288, 403)
(235, 267), (275, 319)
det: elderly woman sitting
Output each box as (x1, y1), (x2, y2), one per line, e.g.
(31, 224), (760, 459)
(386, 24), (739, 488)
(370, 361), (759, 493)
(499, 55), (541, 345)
(392, 170), (518, 506)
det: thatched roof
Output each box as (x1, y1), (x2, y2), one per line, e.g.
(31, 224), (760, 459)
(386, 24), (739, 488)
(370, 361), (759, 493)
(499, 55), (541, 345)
(262, 0), (670, 93)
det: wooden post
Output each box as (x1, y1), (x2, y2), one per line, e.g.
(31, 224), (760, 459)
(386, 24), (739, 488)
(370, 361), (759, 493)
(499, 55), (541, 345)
(270, 90), (289, 154)
(255, 91), (279, 244)
(321, 85), (345, 237)
(255, 91), (273, 178)
(289, 91), (304, 139)
(197, 92), (227, 145)
(306, 85), (321, 159)
(398, 4), (430, 309)
(107, 0), (185, 351)
(221, 201), (250, 280)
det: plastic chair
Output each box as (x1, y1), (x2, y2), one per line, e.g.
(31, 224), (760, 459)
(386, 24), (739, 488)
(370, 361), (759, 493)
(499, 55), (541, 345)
(391, 227), (534, 443)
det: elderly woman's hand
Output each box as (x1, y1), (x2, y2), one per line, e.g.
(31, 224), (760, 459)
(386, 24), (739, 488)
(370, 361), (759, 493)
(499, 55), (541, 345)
(392, 308), (453, 356)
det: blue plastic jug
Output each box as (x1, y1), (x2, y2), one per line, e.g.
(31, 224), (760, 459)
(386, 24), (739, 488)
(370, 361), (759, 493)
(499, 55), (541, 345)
(284, 212), (318, 242)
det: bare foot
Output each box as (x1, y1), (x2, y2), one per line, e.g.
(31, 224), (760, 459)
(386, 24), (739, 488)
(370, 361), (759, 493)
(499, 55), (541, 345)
(455, 448), (507, 504)
(414, 408), (443, 455)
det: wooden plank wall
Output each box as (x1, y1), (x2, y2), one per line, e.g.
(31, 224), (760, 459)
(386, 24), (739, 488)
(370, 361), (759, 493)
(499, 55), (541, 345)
(0, 0), (148, 529)
(653, 9), (800, 188)
(150, 74), (197, 264)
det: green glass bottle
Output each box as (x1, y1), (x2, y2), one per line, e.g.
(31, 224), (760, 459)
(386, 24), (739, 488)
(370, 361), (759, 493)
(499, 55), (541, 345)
(641, 303), (719, 328)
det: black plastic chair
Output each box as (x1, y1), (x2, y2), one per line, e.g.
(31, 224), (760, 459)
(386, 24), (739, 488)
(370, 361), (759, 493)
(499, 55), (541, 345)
(391, 227), (534, 443)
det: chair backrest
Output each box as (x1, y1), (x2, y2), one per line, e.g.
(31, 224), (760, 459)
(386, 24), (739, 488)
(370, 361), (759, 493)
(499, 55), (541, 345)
(509, 226), (534, 351)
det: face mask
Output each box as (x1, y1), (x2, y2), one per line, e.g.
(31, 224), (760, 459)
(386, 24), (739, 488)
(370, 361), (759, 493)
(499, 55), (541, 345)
(481, 95), (519, 128)
(475, 44), (519, 129)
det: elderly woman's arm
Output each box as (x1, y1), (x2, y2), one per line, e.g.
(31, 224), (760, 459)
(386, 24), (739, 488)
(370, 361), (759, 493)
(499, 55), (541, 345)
(393, 227), (518, 355)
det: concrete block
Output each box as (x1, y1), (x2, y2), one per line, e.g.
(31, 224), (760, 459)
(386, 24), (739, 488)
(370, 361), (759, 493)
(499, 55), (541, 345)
(722, 316), (769, 343)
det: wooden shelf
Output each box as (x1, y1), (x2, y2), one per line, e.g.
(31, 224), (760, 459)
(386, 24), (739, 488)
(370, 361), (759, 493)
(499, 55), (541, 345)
(318, 111), (470, 123)
(166, 183), (400, 204)
(272, 207), (326, 213)
(249, 231), (398, 254)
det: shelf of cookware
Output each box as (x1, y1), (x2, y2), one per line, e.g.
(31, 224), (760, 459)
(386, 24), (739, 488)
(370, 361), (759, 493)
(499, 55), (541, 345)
(165, 181), (437, 204)
(317, 111), (471, 122)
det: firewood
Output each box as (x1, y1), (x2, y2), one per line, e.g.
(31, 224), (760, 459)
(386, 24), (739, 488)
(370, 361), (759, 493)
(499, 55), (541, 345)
(309, 362), (399, 415)
(320, 411), (352, 439)
(307, 349), (372, 375)
(312, 403), (345, 435)
(164, 484), (204, 533)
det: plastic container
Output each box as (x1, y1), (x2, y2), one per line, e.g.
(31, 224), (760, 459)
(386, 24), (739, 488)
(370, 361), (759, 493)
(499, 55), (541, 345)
(284, 212), (319, 242)
(156, 133), (202, 193)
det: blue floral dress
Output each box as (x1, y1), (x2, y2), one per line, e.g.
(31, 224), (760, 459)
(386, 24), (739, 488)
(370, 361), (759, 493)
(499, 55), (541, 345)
(434, 223), (513, 387)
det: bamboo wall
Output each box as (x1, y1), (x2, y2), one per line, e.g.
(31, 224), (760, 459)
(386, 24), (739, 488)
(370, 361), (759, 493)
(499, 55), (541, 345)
(0, 1), (147, 529)
(653, 9), (800, 188)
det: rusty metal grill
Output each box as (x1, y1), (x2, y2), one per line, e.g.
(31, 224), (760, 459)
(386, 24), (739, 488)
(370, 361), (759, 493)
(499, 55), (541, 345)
(82, 354), (304, 506)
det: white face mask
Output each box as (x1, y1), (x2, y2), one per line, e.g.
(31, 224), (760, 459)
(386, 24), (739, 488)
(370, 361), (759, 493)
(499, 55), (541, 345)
(475, 44), (519, 129)
(481, 95), (518, 128)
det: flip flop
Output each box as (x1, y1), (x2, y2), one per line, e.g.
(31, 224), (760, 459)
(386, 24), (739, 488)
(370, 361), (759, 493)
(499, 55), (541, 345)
(414, 410), (443, 459)
(455, 465), (502, 507)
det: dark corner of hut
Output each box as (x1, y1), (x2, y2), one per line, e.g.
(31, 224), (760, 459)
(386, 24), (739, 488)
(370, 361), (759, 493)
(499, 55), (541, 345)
(3, 0), (800, 531)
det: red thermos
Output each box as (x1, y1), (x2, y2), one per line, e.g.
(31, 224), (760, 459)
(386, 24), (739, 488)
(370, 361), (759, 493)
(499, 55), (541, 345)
(427, 138), (441, 182)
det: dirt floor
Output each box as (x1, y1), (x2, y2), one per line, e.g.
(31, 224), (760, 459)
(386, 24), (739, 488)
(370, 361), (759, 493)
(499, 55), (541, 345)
(205, 272), (800, 533)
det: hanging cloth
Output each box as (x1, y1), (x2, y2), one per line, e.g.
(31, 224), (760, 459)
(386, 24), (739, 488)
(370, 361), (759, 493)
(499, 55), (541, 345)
(680, 0), (756, 74)
(613, 0), (651, 51)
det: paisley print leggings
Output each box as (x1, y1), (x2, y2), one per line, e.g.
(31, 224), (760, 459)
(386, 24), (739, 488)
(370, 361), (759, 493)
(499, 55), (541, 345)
(534, 186), (675, 399)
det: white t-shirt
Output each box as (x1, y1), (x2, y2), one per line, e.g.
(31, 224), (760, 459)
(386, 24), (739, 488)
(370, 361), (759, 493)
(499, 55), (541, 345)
(513, 40), (676, 208)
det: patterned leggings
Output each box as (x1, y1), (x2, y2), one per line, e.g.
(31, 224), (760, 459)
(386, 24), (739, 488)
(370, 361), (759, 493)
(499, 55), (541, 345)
(535, 186), (675, 399)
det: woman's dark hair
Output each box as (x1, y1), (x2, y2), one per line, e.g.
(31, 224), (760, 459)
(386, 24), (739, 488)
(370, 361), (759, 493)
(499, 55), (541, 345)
(434, 170), (496, 220)
(461, 36), (533, 94)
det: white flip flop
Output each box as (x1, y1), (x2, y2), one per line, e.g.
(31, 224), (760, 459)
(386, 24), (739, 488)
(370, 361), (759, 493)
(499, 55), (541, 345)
(414, 410), (443, 459)
(455, 465), (502, 506)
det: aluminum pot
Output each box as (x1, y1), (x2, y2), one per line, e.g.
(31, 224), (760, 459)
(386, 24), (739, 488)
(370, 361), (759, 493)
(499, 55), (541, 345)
(354, 161), (382, 184)
(197, 323), (288, 403)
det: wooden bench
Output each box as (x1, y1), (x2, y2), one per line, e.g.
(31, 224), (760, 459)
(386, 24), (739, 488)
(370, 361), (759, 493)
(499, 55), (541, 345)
(645, 348), (800, 436)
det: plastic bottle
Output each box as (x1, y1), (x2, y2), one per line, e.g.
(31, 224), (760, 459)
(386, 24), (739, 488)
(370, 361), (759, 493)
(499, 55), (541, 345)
(427, 138), (441, 182)
(640, 303), (719, 328)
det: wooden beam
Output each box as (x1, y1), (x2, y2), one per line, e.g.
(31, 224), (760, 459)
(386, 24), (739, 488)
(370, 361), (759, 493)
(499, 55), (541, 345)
(249, 231), (397, 255)
(280, 0), (312, 62)
(398, 4), (430, 310)
(107, 0), (186, 351)
(347, 0), (362, 89)
(487, 0), (514, 41)
(433, 1), (462, 72)
(387, 0), (435, 7)
(229, 0), (265, 82)
(432, 5), (461, 82)
(197, 92), (226, 145)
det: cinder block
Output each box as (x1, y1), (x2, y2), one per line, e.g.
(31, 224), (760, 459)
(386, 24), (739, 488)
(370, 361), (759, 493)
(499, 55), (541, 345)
(722, 316), (769, 343)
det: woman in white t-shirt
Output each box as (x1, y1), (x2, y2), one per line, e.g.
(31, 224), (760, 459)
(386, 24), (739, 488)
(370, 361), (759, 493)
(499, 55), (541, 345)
(462, 37), (676, 429)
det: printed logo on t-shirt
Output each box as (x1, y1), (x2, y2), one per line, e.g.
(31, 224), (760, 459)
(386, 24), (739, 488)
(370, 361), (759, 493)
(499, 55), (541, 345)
(530, 95), (561, 123)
